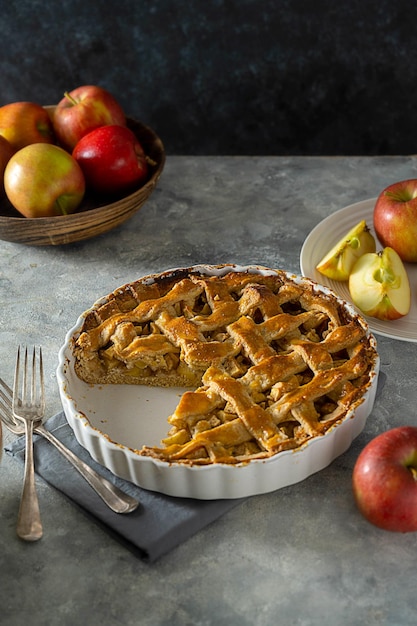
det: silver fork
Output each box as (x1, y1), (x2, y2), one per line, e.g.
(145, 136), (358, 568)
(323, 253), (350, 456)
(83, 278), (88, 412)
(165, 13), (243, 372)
(13, 346), (45, 541)
(0, 378), (139, 517)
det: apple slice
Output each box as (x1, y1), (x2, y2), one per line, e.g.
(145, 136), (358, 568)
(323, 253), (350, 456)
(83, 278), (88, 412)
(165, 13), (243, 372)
(348, 247), (411, 320)
(316, 220), (376, 281)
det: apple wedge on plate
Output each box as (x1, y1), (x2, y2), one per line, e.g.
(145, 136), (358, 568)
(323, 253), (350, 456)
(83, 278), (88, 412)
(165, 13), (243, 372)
(316, 220), (376, 281)
(349, 247), (411, 321)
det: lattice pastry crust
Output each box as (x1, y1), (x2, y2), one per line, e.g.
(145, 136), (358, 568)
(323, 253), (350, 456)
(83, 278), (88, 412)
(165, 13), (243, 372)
(73, 266), (378, 465)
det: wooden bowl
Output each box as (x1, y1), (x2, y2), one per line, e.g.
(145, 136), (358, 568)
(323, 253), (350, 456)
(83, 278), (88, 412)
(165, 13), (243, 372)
(0, 116), (165, 246)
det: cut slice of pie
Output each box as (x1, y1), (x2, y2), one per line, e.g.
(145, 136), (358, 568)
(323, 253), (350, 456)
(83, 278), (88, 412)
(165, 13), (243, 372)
(73, 265), (378, 465)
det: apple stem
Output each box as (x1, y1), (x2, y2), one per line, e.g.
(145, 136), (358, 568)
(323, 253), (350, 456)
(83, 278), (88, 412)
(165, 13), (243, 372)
(410, 466), (417, 481)
(64, 91), (78, 106)
(55, 197), (68, 216)
(146, 155), (157, 167)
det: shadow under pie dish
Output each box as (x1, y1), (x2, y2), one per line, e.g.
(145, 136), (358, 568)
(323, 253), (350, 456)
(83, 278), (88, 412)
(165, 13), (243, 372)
(57, 264), (379, 499)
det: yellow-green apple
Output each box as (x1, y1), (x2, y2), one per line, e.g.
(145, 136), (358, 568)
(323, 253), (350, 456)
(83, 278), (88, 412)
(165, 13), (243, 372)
(348, 247), (411, 320)
(373, 179), (417, 263)
(4, 143), (85, 218)
(0, 135), (15, 196)
(0, 102), (55, 150)
(352, 426), (417, 532)
(316, 220), (376, 281)
(72, 125), (148, 195)
(53, 85), (126, 151)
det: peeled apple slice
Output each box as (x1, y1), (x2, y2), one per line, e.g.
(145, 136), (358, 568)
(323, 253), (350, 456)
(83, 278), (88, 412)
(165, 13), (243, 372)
(316, 220), (376, 281)
(349, 247), (411, 321)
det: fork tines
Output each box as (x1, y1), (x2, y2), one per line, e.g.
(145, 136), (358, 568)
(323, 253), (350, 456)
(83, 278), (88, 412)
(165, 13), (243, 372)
(13, 346), (45, 417)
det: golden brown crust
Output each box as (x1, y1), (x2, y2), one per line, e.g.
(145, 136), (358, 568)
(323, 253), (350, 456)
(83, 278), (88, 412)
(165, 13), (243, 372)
(73, 267), (378, 465)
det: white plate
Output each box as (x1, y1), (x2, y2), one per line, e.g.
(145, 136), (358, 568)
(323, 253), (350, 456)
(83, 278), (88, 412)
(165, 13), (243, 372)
(300, 198), (417, 342)
(57, 265), (379, 500)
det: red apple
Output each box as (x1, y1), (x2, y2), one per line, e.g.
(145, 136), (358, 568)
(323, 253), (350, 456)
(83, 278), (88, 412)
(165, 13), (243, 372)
(4, 143), (85, 218)
(0, 135), (15, 196)
(352, 426), (417, 532)
(373, 179), (417, 263)
(0, 101), (55, 150)
(53, 85), (126, 151)
(72, 124), (148, 195)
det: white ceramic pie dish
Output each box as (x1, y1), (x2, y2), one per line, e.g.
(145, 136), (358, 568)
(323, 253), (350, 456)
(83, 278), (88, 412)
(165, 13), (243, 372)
(56, 264), (380, 499)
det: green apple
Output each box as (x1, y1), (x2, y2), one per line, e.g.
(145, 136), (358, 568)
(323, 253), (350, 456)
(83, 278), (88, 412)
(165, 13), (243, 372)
(0, 101), (55, 150)
(4, 143), (85, 218)
(348, 247), (411, 320)
(316, 220), (376, 281)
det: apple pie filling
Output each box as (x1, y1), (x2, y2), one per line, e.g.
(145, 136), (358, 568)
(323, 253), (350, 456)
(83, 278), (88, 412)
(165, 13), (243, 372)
(73, 267), (378, 465)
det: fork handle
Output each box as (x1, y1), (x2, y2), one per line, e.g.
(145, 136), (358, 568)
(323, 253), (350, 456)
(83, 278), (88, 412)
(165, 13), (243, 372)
(36, 424), (139, 514)
(17, 420), (43, 541)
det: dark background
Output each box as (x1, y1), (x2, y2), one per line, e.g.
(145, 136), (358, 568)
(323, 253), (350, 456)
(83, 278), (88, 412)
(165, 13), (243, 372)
(1, 0), (416, 156)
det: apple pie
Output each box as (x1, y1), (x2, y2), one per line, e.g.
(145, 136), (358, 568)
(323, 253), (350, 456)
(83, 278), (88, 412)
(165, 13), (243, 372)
(73, 265), (378, 465)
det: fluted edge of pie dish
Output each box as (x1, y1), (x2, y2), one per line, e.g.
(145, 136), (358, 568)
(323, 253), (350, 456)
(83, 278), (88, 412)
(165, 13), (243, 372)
(56, 264), (380, 500)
